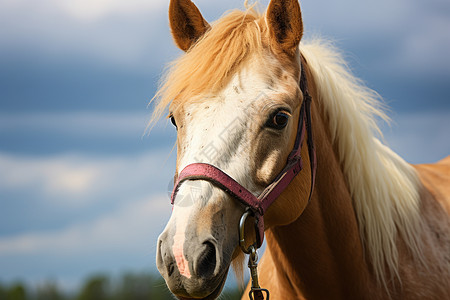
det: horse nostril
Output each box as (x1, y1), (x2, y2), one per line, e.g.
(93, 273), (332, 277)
(167, 262), (175, 277)
(157, 237), (176, 278)
(195, 241), (217, 278)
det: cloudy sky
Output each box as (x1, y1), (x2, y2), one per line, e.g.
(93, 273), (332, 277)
(1, 0), (449, 291)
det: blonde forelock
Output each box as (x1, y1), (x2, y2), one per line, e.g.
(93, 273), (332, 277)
(150, 8), (266, 122)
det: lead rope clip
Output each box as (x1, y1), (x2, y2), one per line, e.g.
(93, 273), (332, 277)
(239, 211), (269, 300)
(247, 246), (269, 300)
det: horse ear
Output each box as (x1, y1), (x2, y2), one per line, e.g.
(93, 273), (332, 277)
(266, 0), (303, 56)
(169, 0), (210, 51)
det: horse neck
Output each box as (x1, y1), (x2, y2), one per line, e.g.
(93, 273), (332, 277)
(265, 97), (385, 299)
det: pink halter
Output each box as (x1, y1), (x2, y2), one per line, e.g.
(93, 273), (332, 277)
(170, 61), (316, 248)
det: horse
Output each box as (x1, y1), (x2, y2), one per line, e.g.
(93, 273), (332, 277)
(153, 0), (450, 299)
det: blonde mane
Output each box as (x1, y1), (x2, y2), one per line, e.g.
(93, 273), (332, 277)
(301, 40), (424, 287)
(151, 8), (425, 290)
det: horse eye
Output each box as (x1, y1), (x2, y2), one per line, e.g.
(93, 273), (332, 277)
(266, 111), (290, 130)
(170, 115), (177, 128)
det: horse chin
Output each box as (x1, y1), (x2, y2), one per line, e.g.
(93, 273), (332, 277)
(177, 267), (229, 300)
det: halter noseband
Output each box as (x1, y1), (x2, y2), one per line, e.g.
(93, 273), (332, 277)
(170, 60), (316, 249)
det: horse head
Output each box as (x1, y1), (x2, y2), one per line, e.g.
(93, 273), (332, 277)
(155, 0), (313, 298)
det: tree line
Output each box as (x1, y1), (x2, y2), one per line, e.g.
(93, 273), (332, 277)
(0, 272), (242, 300)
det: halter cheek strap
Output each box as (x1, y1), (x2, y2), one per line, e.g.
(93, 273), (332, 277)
(170, 61), (316, 248)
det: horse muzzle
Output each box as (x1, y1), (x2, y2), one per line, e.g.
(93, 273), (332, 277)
(156, 208), (236, 299)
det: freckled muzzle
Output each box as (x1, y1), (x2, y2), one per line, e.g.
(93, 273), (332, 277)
(156, 181), (240, 299)
(157, 233), (229, 298)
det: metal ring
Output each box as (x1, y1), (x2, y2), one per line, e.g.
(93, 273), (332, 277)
(239, 210), (254, 254)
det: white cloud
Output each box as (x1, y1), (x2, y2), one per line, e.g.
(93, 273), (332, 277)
(0, 153), (102, 201)
(0, 111), (175, 207)
(1, 154), (98, 196)
(1, 0), (167, 22)
(58, 0), (167, 22)
(0, 194), (170, 256)
(0, 148), (175, 206)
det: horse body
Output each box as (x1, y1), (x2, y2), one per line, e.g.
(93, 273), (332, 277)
(154, 1), (450, 299)
(415, 157), (450, 214)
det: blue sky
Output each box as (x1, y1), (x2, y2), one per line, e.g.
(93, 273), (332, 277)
(1, 0), (449, 291)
